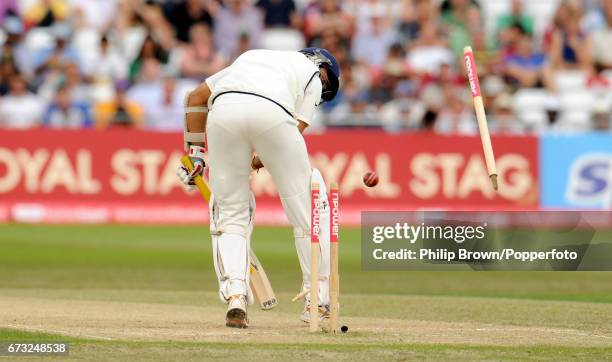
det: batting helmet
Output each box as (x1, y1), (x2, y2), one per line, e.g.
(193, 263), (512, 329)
(299, 47), (340, 102)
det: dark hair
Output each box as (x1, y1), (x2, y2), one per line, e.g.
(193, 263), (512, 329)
(421, 109), (438, 130)
(509, 21), (528, 35)
(440, 0), (480, 12)
(137, 34), (168, 63)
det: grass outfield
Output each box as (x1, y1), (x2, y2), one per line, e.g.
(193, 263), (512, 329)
(1, 224), (612, 360)
(2, 328), (611, 361)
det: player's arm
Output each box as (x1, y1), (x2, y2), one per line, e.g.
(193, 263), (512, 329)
(184, 83), (211, 148)
(183, 66), (230, 150)
(178, 83), (210, 188)
(179, 67), (230, 187)
(294, 74), (322, 132)
(297, 119), (308, 134)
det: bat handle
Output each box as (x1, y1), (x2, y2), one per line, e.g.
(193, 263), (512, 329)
(181, 155), (212, 201)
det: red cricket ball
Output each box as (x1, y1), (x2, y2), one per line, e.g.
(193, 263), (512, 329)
(363, 171), (379, 187)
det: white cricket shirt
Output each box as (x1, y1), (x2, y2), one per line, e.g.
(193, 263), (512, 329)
(205, 49), (322, 125)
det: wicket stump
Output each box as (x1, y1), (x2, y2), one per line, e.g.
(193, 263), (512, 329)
(329, 183), (340, 333)
(310, 181), (341, 333)
(464, 46), (498, 191)
(309, 182), (321, 332)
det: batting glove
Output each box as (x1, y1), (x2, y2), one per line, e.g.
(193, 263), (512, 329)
(177, 145), (206, 191)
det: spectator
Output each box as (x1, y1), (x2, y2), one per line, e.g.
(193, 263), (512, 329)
(591, 0), (612, 71)
(369, 72), (393, 106)
(214, 0), (263, 58)
(543, 1), (573, 51)
(380, 81), (423, 132)
(1, 17), (32, 78)
(581, 0), (608, 32)
(43, 84), (93, 128)
(0, 0), (606, 135)
(95, 81), (143, 128)
(496, 0), (534, 36)
(128, 58), (163, 106)
(64, 62), (94, 104)
(91, 35), (129, 81)
(71, 0), (117, 32)
(112, 0), (148, 63)
(303, 0), (353, 43)
(145, 75), (184, 131)
(39, 61), (94, 105)
(0, 74), (45, 129)
(327, 90), (380, 127)
(440, 0), (479, 20)
(33, 24), (80, 78)
(236, 33), (252, 60)
(128, 58), (196, 130)
(0, 63), (18, 96)
(440, 0), (482, 55)
(504, 33), (555, 91)
(471, 29), (500, 78)
(435, 87), (477, 134)
(180, 24), (226, 79)
(383, 44), (410, 86)
(351, 10), (397, 68)
(399, 0), (438, 44)
(420, 108), (439, 131)
(316, 28), (347, 56)
(406, 21), (454, 76)
(498, 22), (528, 58)
(142, 73), (198, 131)
(129, 35), (168, 81)
(489, 93), (524, 134)
(23, 0), (70, 27)
(137, 1), (178, 51)
(349, 0), (393, 36)
(256, 0), (301, 28)
(164, 0), (216, 43)
(421, 61), (463, 90)
(549, 4), (593, 71)
(0, 0), (17, 24)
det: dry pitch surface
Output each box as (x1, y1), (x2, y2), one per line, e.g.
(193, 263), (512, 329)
(1, 290), (612, 360)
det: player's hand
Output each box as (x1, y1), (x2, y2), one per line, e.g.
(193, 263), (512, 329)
(251, 155), (264, 170)
(177, 145), (206, 190)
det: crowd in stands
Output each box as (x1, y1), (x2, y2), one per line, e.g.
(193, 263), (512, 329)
(0, 0), (611, 134)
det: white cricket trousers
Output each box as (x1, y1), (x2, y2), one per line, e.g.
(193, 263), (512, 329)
(207, 93), (313, 300)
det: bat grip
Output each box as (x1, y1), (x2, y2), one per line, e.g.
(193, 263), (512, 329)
(181, 155), (212, 201)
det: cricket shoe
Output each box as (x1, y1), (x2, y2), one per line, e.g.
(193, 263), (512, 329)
(225, 295), (249, 329)
(300, 301), (330, 324)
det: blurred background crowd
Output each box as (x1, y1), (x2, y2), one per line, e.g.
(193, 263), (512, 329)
(0, 0), (611, 134)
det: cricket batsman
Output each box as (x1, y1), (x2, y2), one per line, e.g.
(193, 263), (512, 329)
(176, 48), (340, 328)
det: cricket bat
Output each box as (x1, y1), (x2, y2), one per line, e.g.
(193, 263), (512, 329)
(181, 155), (278, 310)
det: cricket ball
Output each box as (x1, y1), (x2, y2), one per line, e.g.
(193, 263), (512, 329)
(363, 171), (379, 187)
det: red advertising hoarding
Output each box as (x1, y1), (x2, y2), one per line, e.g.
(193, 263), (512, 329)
(0, 130), (538, 224)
